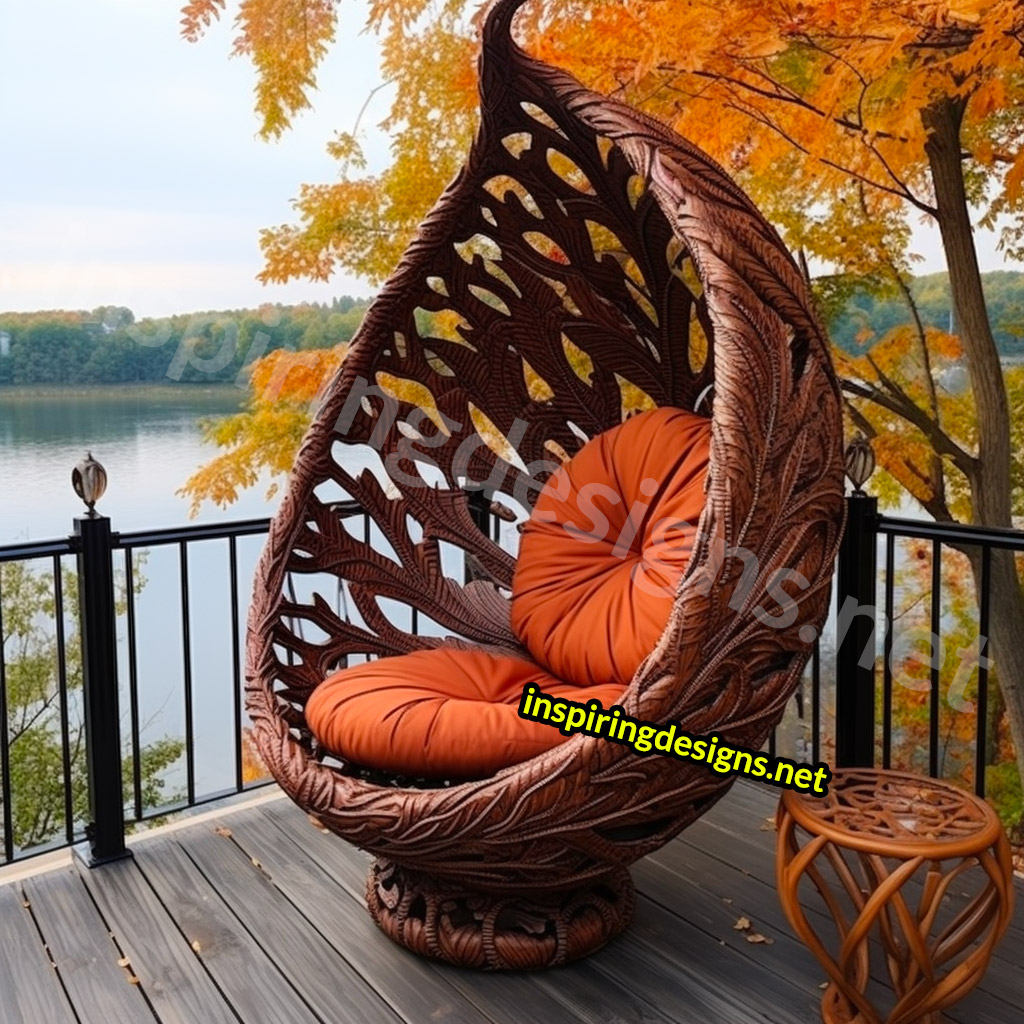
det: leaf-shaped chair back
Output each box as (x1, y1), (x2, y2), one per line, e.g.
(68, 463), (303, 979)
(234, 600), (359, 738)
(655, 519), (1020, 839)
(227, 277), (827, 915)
(246, 0), (844, 891)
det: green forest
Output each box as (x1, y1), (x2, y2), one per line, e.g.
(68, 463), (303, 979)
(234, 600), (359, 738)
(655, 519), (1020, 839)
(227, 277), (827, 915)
(0, 296), (372, 387)
(1, 271), (1021, 389)
(826, 270), (1024, 356)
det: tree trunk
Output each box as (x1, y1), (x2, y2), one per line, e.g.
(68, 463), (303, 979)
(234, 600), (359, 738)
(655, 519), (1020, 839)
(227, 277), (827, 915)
(986, 686), (1004, 767)
(923, 96), (1024, 823)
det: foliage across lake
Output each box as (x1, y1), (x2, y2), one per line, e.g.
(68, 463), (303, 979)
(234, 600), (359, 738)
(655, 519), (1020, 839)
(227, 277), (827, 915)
(826, 270), (1024, 357)
(0, 296), (371, 387)
(2, 273), (1021, 391)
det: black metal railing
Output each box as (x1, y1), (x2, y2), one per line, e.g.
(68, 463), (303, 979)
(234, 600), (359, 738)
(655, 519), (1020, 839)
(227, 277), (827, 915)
(0, 515), (283, 866)
(0, 494), (512, 868)
(112, 516), (278, 860)
(0, 535), (78, 865)
(832, 500), (1024, 799)
(1, 488), (1022, 869)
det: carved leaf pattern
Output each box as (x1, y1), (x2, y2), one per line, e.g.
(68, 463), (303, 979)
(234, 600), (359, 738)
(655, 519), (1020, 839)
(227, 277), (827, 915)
(245, 0), (845, 893)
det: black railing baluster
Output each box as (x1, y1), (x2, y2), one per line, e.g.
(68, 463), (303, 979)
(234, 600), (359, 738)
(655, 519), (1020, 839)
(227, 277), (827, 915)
(124, 548), (143, 821)
(229, 536), (243, 794)
(975, 545), (991, 798)
(179, 541), (195, 806)
(929, 540), (942, 778)
(465, 489), (492, 584)
(74, 512), (129, 866)
(882, 533), (894, 770)
(52, 555), (75, 845)
(0, 584), (15, 864)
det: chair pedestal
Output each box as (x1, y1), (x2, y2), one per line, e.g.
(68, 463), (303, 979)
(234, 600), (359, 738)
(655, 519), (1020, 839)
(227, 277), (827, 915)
(365, 858), (635, 970)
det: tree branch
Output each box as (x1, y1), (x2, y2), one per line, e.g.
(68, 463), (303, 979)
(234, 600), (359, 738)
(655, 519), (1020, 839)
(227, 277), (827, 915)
(841, 377), (977, 482)
(718, 94), (934, 212)
(681, 66), (910, 144)
(844, 398), (950, 520)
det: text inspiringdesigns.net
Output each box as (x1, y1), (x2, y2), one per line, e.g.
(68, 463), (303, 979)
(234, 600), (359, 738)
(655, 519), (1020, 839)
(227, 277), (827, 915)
(518, 684), (832, 795)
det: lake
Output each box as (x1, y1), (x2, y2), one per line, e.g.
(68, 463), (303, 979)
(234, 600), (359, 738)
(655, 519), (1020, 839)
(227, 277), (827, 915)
(0, 385), (278, 542)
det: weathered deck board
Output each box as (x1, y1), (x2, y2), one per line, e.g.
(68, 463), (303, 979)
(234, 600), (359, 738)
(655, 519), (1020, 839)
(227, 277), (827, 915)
(679, 774), (1024, 991)
(21, 867), (155, 1024)
(75, 855), (240, 1024)
(702, 778), (1024, 952)
(132, 838), (324, 1024)
(222, 809), (547, 1024)
(653, 826), (1017, 1024)
(174, 825), (400, 1024)
(255, 798), (687, 1024)
(615, 892), (820, 1023)
(256, 798), (809, 1024)
(0, 781), (1020, 1024)
(0, 882), (78, 1024)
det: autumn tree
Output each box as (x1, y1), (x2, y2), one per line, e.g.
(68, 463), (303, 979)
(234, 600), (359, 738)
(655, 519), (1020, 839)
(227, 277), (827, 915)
(181, 1), (1024, 818)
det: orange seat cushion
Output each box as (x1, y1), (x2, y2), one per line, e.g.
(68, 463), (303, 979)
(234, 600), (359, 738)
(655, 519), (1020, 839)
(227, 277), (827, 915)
(510, 406), (711, 689)
(305, 646), (623, 778)
(305, 405), (709, 778)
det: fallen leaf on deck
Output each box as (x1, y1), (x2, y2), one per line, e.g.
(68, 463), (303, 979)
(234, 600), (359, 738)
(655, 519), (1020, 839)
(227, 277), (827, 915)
(819, 982), (829, 990)
(733, 916), (751, 931)
(128, 975), (140, 985)
(308, 814), (329, 832)
(117, 956), (131, 968)
(191, 940), (202, 954)
(746, 932), (774, 944)
(214, 826), (232, 838)
(760, 817), (777, 831)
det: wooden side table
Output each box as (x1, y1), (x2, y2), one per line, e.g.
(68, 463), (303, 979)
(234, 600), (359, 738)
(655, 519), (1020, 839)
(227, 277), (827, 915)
(776, 768), (1014, 1024)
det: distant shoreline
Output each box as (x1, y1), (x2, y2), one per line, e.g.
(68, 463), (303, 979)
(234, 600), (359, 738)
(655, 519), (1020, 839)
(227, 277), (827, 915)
(0, 382), (242, 401)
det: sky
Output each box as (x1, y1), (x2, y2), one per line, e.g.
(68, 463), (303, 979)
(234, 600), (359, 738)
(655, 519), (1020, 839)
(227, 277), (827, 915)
(0, 0), (390, 318)
(0, 1), (1019, 320)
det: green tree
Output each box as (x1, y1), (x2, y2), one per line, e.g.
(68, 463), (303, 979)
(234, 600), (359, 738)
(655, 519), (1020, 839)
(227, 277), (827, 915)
(1, 558), (184, 854)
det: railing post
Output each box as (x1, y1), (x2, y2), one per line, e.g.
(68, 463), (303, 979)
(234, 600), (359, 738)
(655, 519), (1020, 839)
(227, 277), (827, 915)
(835, 491), (879, 767)
(464, 488), (492, 584)
(71, 453), (130, 867)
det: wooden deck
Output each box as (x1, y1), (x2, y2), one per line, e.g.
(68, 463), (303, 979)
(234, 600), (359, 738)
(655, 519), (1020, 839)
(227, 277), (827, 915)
(1, 781), (1021, 1024)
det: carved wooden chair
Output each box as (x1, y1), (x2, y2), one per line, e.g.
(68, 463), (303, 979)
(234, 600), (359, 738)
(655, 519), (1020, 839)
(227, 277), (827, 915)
(246, 0), (845, 969)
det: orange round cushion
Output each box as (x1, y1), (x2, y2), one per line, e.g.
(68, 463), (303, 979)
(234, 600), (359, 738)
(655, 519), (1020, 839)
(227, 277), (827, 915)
(305, 646), (624, 778)
(510, 406), (711, 689)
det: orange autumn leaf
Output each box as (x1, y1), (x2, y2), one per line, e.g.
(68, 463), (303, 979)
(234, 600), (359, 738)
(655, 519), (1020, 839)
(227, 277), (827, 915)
(178, 0), (1024, 532)
(177, 344), (346, 515)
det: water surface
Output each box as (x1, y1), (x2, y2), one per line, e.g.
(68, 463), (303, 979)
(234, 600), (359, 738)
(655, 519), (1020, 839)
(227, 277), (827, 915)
(0, 385), (278, 541)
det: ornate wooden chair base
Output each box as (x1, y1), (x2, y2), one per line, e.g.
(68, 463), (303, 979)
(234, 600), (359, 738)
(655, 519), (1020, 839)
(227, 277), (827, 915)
(366, 859), (636, 970)
(776, 769), (1014, 1024)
